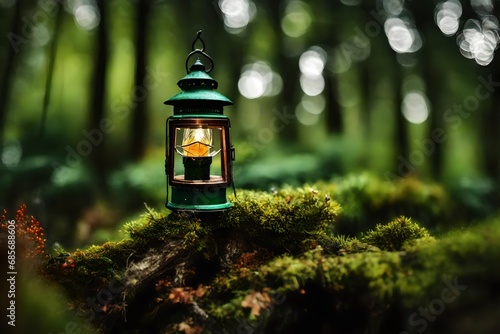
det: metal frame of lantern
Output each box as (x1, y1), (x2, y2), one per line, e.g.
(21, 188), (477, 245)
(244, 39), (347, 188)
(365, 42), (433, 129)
(164, 31), (235, 212)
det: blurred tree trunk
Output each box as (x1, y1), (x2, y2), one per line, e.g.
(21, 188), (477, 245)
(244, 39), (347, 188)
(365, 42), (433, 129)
(130, 0), (152, 160)
(421, 41), (443, 180)
(266, 1), (300, 142)
(313, 2), (343, 135)
(89, 0), (109, 175)
(410, 1), (444, 180)
(40, 5), (64, 139)
(358, 0), (376, 139)
(359, 60), (371, 137)
(484, 5), (500, 183)
(486, 64), (500, 183)
(324, 73), (343, 133)
(393, 63), (408, 166)
(0, 1), (22, 157)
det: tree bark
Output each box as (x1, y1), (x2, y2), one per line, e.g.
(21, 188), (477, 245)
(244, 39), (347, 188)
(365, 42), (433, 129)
(89, 0), (109, 174)
(266, 1), (300, 142)
(40, 5), (65, 139)
(484, 5), (500, 183)
(0, 1), (22, 157)
(130, 0), (152, 161)
(393, 63), (408, 167)
(324, 72), (343, 133)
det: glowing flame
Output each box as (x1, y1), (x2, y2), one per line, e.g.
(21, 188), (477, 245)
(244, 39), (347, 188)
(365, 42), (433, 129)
(181, 129), (213, 157)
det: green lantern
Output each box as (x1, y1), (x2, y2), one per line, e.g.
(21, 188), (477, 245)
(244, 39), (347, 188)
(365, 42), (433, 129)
(164, 31), (235, 212)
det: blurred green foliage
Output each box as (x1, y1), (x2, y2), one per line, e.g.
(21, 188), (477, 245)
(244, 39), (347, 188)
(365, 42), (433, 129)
(1, 2), (500, 331)
(1, 0), (499, 251)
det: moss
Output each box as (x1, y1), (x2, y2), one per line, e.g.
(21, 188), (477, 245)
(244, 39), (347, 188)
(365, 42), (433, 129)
(125, 206), (206, 250)
(361, 216), (433, 251)
(315, 173), (451, 236)
(206, 218), (500, 332)
(397, 215), (500, 305)
(38, 176), (500, 334)
(219, 186), (340, 253)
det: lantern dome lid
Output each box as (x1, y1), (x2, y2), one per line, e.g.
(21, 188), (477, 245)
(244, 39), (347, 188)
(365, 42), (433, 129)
(164, 59), (233, 112)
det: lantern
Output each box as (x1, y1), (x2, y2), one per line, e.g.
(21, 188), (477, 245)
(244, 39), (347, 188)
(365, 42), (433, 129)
(164, 31), (235, 212)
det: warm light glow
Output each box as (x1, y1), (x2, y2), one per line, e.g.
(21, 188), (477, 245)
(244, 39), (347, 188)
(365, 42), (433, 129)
(182, 129), (212, 157)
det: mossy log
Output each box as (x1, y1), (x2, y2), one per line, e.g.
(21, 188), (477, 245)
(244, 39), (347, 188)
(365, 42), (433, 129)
(38, 177), (500, 334)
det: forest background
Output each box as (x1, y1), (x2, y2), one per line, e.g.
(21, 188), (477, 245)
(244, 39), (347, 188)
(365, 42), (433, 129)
(0, 0), (499, 249)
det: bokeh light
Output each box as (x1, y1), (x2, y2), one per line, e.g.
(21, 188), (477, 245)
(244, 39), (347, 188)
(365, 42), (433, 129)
(281, 1), (312, 38)
(295, 101), (320, 126)
(471, 0), (493, 16)
(1, 140), (22, 168)
(31, 24), (51, 48)
(300, 94), (326, 115)
(65, 0), (101, 31)
(75, 5), (100, 31)
(402, 91), (430, 124)
(383, 0), (405, 16)
(457, 18), (499, 66)
(219, 0), (256, 33)
(299, 48), (326, 76)
(299, 47), (326, 96)
(435, 0), (462, 36)
(238, 61), (282, 99)
(238, 70), (265, 99)
(384, 18), (422, 53)
(300, 74), (325, 96)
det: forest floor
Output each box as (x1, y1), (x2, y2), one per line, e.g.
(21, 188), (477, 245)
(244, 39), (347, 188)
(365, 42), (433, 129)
(2, 174), (500, 334)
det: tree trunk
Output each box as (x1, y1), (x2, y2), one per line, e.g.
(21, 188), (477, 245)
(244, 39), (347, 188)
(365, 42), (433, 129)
(266, 1), (300, 142)
(484, 6), (500, 183)
(40, 5), (65, 139)
(421, 42), (443, 180)
(393, 63), (408, 168)
(358, 60), (371, 138)
(0, 1), (22, 157)
(324, 72), (343, 133)
(89, 0), (109, 175)
(130, 0), (152, 161)
(409, 0), (445, 180)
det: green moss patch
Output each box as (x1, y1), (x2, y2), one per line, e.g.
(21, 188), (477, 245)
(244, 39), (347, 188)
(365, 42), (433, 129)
(37, 177), (500, 334)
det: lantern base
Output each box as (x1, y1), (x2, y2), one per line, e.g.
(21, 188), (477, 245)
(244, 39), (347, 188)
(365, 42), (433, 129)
(166, 186), (231, 212)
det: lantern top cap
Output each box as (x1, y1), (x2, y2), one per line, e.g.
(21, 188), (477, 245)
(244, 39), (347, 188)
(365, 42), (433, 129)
(164, 30), (233, 111)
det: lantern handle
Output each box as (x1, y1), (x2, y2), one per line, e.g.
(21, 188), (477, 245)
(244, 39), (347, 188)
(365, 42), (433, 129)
(191, 30), (205, 52)
(185, 30), (214, 73)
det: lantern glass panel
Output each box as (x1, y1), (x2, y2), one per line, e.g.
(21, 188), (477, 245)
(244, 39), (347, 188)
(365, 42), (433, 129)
(172, 125), (225, 183)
